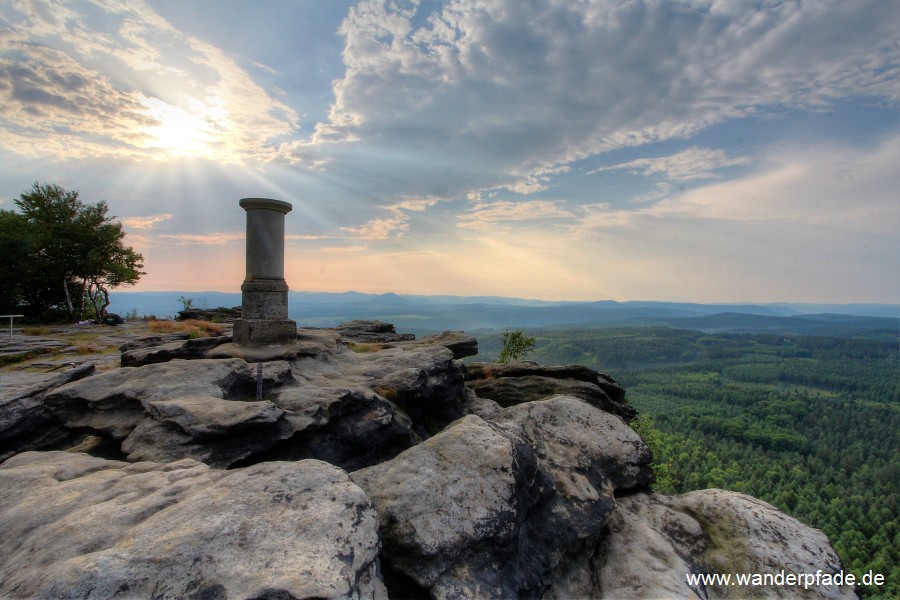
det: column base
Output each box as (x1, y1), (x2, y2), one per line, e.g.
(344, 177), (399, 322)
(233, 318), (297, 346)
(241, 279), (289, 320)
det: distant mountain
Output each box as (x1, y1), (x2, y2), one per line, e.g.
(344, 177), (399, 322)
(108, 290), (898, 336)
(357, 293), (414, 308)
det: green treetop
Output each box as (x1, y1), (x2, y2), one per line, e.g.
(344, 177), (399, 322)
(0, 182), (145, 320)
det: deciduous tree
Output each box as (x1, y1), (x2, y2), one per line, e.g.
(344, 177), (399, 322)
(498, 330), (536, 363)
(0, 182), (144, 320)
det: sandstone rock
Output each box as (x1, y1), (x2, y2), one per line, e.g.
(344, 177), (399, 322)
(0, 321), (857, 600)
(336, 320), (416, 343)
(342, 344), (468, 439)
(675, 489), (855, 599)
(461, 386), (502, 420)
(120, 415), (298, 471)
(27, 336), (467, 470)
(395, 330), (479, 359)
(493, 395), (652, 493)
(352, 415), (529, 599)
(0, 336), (70, 365)
(146, 396), (282, 438)
(120, 335), (231, 367)
(0, 451), (386, 599)
(353, 397), (652, 599)
(118, 332), (190, 353)
(177, 306), (241, 322)
(467, 360), (626, 399)
(551, 490), (856, 599)
(45, 358), (294, 434)
(39, 358), (296, 467)
(207, 327), (340, 362)
(466, 360), (635, 420)
(0, 364), (96, 460)
(587, 492), (708, 599)
(272, 386), (418, 471)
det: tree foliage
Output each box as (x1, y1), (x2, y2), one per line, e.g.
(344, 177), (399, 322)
(498, 330), (536, 363)
(0, 182), (145, 320)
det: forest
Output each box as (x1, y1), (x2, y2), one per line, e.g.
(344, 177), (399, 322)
(470, 325), (899, 598)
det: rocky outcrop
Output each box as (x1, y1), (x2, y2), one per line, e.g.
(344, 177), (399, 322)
(0, 320), (854, 599)
(466, 360), (636, 420)
(353, 396), (653, 599)
(0, 451), (385, 599)
(7, 326), (470, 470)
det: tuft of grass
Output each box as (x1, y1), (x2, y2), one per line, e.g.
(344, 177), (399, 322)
(0, 348), (52, 366)
(0, 352), (29, 366)
(72, 344), (102, 355)
(23, 326), (54, 336)
(147, 319), (224, 337)
(349, 342), (385, 353)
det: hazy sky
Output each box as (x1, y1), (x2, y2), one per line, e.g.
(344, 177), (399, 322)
(1, 0), (898, 303)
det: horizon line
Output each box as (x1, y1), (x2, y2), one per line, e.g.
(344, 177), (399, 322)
(109, 289), (900, 308)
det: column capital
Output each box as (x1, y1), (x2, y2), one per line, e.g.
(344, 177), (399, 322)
(239, 197), (293, 214)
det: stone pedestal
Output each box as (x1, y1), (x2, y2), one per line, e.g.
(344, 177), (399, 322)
(233, 198), (297, 346)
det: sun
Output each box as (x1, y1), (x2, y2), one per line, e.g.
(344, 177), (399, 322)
(140, 97), (221, 158)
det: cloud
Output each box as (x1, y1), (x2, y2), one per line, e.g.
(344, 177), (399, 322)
(561, 134), (900, 300)
(341, 214), (410, 240)
(459, 200), (575, 231)
(341, 197), (441, 240)
(591, 148), (752, 182)
(121, 213), (172, 229)
(0, 42), (154, 156)
(299, 0), (900, 199)
(321, 245), (368, 254)
(0, 0), (298, 161)
(643, 135), (900, 227)
(157, 232), (244, 245)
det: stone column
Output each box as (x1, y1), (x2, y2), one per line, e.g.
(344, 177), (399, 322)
(233, 198), (297, 346)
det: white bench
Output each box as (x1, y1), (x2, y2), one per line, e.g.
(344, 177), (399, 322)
(1, 314), (24, 342)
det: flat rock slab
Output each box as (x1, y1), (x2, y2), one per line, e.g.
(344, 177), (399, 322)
(0, 451), (387, 600)
(1, 364), (95, 404)
(146, 396), (282, 438)
(120, 336), (230, 367)
(46, 358), (293, 410)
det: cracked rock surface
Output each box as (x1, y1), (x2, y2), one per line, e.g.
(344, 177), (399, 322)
(0, 451), (386, 600)
(0, 320), (854, 599)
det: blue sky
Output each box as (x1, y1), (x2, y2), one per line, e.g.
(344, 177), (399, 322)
(1, 0), (898, 303)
